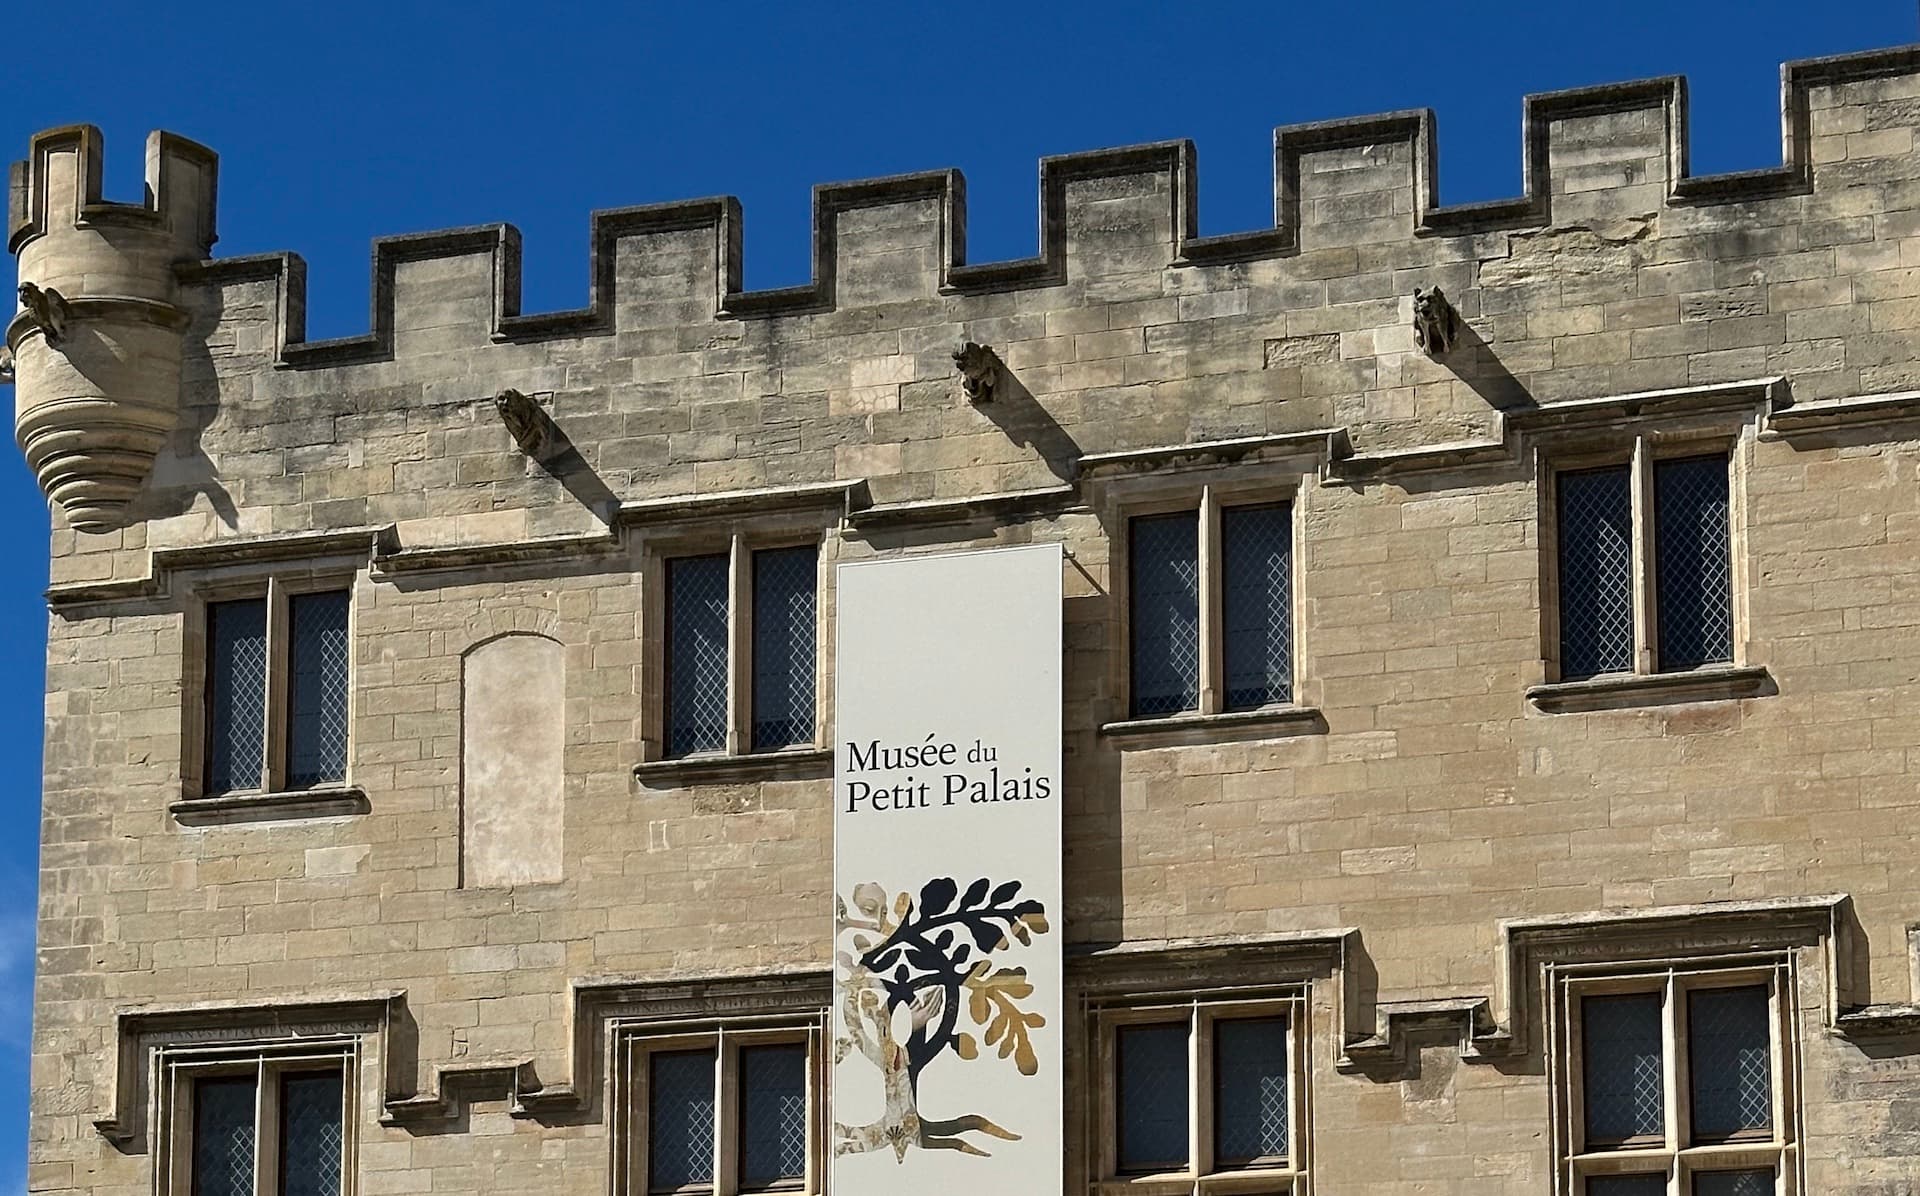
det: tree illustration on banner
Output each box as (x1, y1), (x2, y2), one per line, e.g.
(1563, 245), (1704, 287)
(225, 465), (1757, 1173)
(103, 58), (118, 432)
(834, 876), (1050, 1160)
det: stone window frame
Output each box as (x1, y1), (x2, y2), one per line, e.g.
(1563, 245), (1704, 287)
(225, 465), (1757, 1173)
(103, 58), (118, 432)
(1550, 955), (1802, 1196)
(153, 1036), (361, 1196)
(1087, 981), (1313, 1195)
(176, 565), (368, 824)
(1530, 422), (1771, 712)
(634, 512), (833, 781)
(610, 1012), (828, 1196)
(1097, 462), (1322, 743)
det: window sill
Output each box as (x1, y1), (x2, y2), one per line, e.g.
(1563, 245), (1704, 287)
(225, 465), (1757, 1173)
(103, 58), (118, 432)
(1095, 1167), (1302, 1195)
(170, 786), (370, 826)
(1526, 665), (1774, 713)
(1099, 705), (1325, 747)
(633, 747), (833, 788)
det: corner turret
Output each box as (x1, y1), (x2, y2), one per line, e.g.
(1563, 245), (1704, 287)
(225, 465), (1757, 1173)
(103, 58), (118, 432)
(6, 125), (217, 533)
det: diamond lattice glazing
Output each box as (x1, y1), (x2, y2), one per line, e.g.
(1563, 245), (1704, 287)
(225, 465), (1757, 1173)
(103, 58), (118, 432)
(1213, 1017), (1288, 1164)
(1221, 505), (1293, 709)
(738, 1043), (807, 1187)
(1688, 986), (1772, 1139)
(1693, 1168), (1775, 1196)
(287, 591), (351, 787)
(193, 1076), (257, 1196)
(1655, 456), (1733, 671)
(1117, 1021), (1189, 1172)
(280, 1071), (345, 1196)
(751, 547), (817, 751)
(1582, 992), (1665, 1142)
(1587, 1176), (1667, 1196)
(649, 1049), (716, 1191)
(207, 599), (268, 794)
(1130, 513), (1201, 717)
(667, 555), (730, 757)
(1558, 467), (1636, 679)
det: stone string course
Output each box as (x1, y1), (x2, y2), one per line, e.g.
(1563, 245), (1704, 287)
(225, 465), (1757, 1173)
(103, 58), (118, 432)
(16, 43), (1920, 1194)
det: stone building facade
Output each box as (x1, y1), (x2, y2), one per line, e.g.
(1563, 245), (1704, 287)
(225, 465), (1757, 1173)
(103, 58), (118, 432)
(9, 43), (1920, 1196)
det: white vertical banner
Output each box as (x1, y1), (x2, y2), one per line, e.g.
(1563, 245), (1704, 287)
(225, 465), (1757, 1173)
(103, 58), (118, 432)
(831, 543), (1063, 1194)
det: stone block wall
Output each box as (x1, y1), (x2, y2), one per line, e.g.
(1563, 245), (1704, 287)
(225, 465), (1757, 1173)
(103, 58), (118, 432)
(16, 44), (1920, 1196)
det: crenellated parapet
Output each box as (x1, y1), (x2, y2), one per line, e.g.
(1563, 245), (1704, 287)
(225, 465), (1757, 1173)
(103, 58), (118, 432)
(9, 44), (1920, 531)
(162, 44), (1920, 373)
(6, 124), (216, 532)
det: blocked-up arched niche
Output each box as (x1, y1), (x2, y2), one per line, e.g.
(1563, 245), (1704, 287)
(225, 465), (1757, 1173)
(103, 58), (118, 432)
(461, 632), (564, 887)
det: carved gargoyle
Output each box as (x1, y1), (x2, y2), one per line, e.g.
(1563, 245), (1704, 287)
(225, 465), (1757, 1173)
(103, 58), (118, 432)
(1412, 286), (1458, 357)
(17, 282), (71, 347)
(0, 345), (13, 386)
(494, 388), (552, 460)
(952, 341), (1000, 404)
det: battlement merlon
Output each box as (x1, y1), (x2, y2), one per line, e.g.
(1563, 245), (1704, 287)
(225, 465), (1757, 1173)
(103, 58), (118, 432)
(7, 124), (218, 261)
(134, 43), (1920, 372)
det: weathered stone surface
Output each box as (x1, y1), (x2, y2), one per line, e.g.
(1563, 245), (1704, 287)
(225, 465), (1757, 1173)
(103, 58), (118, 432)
(15, 44), (1920, 1196)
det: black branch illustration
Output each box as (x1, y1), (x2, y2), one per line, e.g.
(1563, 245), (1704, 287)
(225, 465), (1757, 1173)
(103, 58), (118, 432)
(834, 877), (1051, 1161)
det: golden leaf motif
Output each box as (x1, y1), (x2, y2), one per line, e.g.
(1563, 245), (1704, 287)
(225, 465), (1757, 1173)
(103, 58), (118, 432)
(964, 962), (1046, 1076)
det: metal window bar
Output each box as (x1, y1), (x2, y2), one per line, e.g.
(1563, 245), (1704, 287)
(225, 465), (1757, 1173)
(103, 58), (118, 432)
(648, 1048), (718, 1192)
(206, 599), (269, 794)
(1686, 985), (1772, 1141)
(1221, 504), (1293, 709)
(737, 1043), (808, 1189)
(286, 591), (350, 787)
(1654, 455), (1733, 671)
(1581, 992), (1665, 1143)
(1130, 512), (1201, 717)
(666, 555), (731, 757)
(1213, 1016), (1289, 1166)
(1116, 1021), (1190, 1174)
(1692, 1170), (1775, 1196)
(279, 1070), (346, 1196)
(1586, 1176), (1667, 1196)
(750, 547), (816, 752)
(1557, 466), (1636, 679)
(191, 1076), (258, 1196)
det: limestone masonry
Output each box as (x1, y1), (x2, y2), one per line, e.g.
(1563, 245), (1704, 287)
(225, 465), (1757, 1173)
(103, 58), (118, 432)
(11, 43), (1920, 1195)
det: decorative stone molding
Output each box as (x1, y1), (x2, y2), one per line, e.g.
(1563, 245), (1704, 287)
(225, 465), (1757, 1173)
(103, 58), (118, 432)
(95, 992), (403, 1150)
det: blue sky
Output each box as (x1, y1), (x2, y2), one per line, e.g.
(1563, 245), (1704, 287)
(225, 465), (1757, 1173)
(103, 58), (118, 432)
(1, 0), (1914, 1185)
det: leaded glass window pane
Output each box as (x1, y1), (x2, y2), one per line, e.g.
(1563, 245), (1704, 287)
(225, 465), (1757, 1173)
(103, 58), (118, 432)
(1221, 505), (1292, 710)
(279, 1071), (345, 1196)
(1693, 1169), (1775, 1196)
(751, 547), (816, 752)
(666, 555), (730, 757)
(287, 591), (350, 787)
(738, 1043), (807, 1189)
(1688, 985), (1772, 1140)
(1582, 992), (1665, 1143)
(1588, 1176), (1667, 1196)
(192, 1076), (257, 1196)
(207, 599), (268, 794)
(1213, 1017), (1288, 1166)
(1655, 455), (1733, 671)
(1116, 1021), (1188, 1173)
(1130, 513), (1200, 717)
(649, 1049), (716, 1192)
(1558, 466), (1635, 679)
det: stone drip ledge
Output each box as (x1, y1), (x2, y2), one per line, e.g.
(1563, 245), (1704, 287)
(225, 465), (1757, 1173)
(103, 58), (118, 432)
(44, 481), (872, 608)
(1331, 378), (1920, 483)
(1334, 893), (1917, 1074)
(88, 896), (1920, 1144)
(64, 43), (1906, 370)
(41, 380), (1920, 610)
